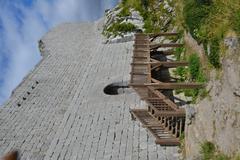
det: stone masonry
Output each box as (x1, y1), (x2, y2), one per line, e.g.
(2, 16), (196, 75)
(0, 21), (179, 160)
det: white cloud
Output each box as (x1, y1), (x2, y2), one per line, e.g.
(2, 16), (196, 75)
(0, 0), (119, 105)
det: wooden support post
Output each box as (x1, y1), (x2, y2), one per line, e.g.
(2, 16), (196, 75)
(150, 43), (183, 50)
(130, 82), (204, 89)
(151, 50), (174, 55)
(131, 61), (188, 66)
(151, 61), (189, 70)
(148, 32), (179, 38)
(152, 111), (185, 117)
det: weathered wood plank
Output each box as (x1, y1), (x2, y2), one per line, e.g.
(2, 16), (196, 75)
(150, 43), (183, 50)
(130, 82), (204, 89)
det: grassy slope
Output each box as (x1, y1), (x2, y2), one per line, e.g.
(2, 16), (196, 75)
(175, 0), (240, 68)
(174, 1), (240, 159)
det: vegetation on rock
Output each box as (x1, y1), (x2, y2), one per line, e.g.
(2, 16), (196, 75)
(199, 141), (240, 160)
(179, 0), (240, 68)
(106, 22), (137, 37)
(103, 0), (175, 38)
(174, 48), (207, 103)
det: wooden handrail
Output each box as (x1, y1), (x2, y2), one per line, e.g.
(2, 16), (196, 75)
(150, 43), (183, 50)
(130, 82), (204, 89)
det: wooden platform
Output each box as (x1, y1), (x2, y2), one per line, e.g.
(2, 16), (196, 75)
(130, 33), (203, 146)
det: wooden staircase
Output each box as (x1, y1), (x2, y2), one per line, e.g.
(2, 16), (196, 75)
(129, 33), (202, 146)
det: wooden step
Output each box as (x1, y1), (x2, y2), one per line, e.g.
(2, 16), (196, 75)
(130, 109), (180, 146)
(151, 61), (189, 69)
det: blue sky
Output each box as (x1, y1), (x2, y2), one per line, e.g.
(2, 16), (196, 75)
(0, 0), (119, 105)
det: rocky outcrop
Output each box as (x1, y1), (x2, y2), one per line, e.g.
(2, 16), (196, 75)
(185, 35), (240, 159)
(102, 7), (144, 44)
(102, 0), (175, 44)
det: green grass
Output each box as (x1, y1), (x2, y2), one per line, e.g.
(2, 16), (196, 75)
(181, 0), (240, 69)
(118, 7), (131, 17)
(201, 141), (215, 160)
(234, 11), (240, 34)
(188, 53), (201, 80)
(176, 67), (188, 82)
(200, 141), (231, 160)
(183, 0), (212, 40)
(209, 38), (221, 68)
(179, 133), (185, 155)
(175, 47), (185, 61)
(174, 51), (207, 103)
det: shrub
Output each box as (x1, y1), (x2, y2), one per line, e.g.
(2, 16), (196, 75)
(233, 10), (240, 34)
(183, 0), (212, 40)
(188, 53), (200, 80)
(209, 38), (221, 68)
(143, 17), (154, 33)
(200, 141), (231, 160)
(184, 89), (199, 102)
(175, 47), (184, 61)
(107, 22), (137, 35)
(196, 0), (212, 5)
(179, 133), (185, 152)
(197, 70), (207, 83)
(214, 154), (230, 160)
(199, 89), (208, 99)
(176, 67), (187, 82)
(118, 7), (131, 17)
(141, 0), (149, 9)
(201, 141), (215, 160)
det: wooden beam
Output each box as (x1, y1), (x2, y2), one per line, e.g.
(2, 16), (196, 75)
(147, 86), (165, 99)
(134, 44), (150, 47)
(150, 43), (183, 50)
(151, 50), (174, 55)
(155, 138), (180, 146)
(132, 56), (148, 58)
(129, 82), (204, 89)
(150, 58), (159, 62)
(147, 86), (180, 111)
(151, 78), (162, 83)
(143, 124), (163, 128)
(135, 33), (148, 36)
(152, 82), (204, 89)
(151, 61), (188, 69)
(131, 61), (188, 67)
(134, 39), (149, 44)
(161, 50), (174, 55)
(148, 106), (185, 116)
(154, 111), (185, 117)
(142, 97), (164, 100)
(148, 32), (179, 38)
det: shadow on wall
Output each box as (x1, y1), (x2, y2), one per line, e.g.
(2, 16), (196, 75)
(103, 81), (133, 95)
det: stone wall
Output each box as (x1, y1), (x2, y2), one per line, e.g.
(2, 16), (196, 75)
(185, 34), (240, 159)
